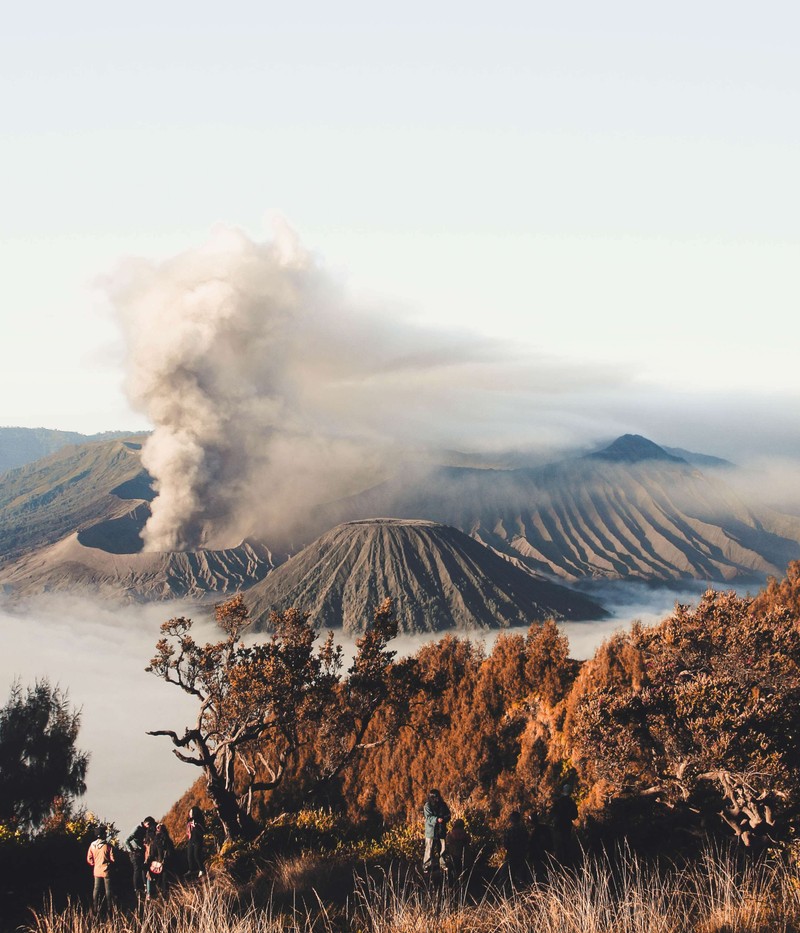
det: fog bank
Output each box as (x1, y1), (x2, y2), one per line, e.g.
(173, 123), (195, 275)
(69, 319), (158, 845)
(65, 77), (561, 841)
(0, 596), (218, 833)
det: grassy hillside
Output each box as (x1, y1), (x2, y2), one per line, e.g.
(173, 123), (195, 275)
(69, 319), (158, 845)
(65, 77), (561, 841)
(0, 427), (138, 475)
(0, 435), (151, 567)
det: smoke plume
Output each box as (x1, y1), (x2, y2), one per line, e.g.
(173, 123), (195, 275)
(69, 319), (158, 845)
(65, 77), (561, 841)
(109, 221), (620, 552)
(109, 222), (382, 550)
(110, 219), (800, 555)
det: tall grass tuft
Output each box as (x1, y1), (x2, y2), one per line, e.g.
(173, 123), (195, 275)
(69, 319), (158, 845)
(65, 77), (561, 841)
(23, 848), (800, 933)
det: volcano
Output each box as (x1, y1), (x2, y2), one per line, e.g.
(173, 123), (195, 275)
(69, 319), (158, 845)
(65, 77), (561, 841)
(244, 518), (606, 633)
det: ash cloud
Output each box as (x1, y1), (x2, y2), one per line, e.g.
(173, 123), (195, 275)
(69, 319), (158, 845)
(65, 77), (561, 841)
(107, 220), (800, 555)
(108, 222), (624, 552)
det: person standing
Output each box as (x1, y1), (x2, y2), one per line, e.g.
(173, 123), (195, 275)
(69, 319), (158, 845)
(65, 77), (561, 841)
(445, 818), (472, 879)
(502, 811), (529, 888)
(526, 813), (551, 881)
(86, 825), (115, 915)
(186, 806), (206, 879)
(423, 789), (451, 873)
(125, 816), (154, 900)
(147, 823), (176, 899)
(551, 784), (579, 864)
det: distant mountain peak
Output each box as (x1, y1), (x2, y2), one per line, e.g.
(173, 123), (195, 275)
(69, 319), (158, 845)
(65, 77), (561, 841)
(586, 434), (686, 465)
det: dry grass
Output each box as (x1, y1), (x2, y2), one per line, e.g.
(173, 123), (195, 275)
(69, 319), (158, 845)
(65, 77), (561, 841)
(22, 849), (800, 933)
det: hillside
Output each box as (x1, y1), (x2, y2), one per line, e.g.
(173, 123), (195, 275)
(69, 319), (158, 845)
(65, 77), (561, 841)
(245, 518), (605, 633)
(0, 426), (137, 475)
(0, 435), (153, 568)
(0, 434), (278, 600)
(0, 532), (273, 601)
(321, 436), (800, 583)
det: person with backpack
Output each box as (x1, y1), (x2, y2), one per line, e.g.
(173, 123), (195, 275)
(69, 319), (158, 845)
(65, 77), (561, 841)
(125, 816), (155, 900)
(423, 788), (451, 873)
(86, 825), (115, 914)
(186, 806), (206, 879)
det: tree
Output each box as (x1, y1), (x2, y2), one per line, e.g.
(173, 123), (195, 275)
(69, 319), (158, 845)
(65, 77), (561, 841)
(570, 590), (800, 847)
(0, 680), (88, 830)
(147, 595), (419, 839)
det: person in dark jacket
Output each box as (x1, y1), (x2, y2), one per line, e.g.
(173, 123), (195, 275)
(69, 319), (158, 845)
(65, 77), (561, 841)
(146, 822), (175, 899)
(445, 818), (472, 879)
(423, 789), (451, 873)
(125, 816), (155, 900)
(526, 812), (551, 881)
(551, 784), (579, 864)
(503, 811), (529, 887)
(186, 806), (206, 879)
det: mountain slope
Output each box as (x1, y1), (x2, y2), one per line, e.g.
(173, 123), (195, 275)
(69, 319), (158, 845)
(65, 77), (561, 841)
(245, 518), (606, 633)
(586, 434), (686, 464)
(0, 435), (280, 600)
(0, 435), (153, 568)
(320, 439), (800, 584)
(0, 532), (273, 601)
(0, 426), (138, 474)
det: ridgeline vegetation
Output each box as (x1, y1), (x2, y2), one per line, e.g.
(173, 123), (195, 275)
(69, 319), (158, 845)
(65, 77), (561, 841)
(157, 569), (800, 860)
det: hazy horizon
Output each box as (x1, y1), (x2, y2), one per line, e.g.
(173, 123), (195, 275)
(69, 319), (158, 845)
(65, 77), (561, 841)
(2, 5), (799, 452)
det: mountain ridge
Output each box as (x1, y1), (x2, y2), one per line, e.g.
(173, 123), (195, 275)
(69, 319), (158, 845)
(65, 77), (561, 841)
(0, 426), (143, 475)
(1, 433), (798, 605)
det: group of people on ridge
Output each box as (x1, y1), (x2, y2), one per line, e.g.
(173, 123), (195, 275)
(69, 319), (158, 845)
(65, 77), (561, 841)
(88, 785), (577, 911)
(86, 806), (206, 914)
(423, 784), (578, 885)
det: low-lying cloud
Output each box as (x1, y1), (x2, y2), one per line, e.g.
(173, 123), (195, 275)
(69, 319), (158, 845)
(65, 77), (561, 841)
(0, 595), (217, 833)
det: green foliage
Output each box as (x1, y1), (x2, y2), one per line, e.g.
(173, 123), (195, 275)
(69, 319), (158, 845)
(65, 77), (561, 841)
(0, 680), (88, 830)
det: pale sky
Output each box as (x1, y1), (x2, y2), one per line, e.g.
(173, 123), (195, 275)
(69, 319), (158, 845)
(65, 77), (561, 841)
(2, 1), (799, 457)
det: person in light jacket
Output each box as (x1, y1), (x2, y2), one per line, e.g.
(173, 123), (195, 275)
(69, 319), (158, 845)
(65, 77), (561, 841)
(86, 825), (115, 914)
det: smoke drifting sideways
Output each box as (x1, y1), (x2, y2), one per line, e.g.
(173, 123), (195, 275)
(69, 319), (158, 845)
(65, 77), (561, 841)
(107, 222), (627, 553)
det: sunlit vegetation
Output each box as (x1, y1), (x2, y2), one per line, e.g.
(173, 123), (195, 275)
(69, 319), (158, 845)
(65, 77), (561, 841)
(159, 576), (800, 860)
